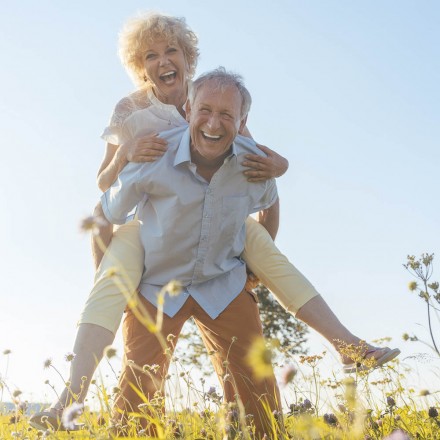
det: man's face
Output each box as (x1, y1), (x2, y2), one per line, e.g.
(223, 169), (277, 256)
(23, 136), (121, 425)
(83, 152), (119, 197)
(186, 80), (247, 161)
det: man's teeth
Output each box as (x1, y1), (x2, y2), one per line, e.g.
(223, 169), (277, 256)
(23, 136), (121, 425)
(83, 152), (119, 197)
(202, 132), (221, 140)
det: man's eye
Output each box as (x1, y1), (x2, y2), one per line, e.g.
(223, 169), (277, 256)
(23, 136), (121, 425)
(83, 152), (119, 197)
(221, 113), (232, 119)
(199, 109), (210, 115)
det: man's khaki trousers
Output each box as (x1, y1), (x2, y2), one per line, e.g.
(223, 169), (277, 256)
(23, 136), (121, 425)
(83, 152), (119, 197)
(112, 289), (281, 438)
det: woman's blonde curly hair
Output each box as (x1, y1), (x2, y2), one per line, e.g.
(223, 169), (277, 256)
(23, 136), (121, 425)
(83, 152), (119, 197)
(118, 12), (199, 89)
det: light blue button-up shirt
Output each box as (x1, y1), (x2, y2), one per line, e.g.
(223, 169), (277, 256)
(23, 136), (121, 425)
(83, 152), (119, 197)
(101, 126), (278, 319)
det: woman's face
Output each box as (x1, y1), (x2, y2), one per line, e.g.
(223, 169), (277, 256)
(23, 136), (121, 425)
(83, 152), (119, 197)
(143, 39), (188, 104)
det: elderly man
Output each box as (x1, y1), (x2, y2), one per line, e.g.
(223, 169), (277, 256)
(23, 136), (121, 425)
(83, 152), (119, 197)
(102, 68), (281, 438)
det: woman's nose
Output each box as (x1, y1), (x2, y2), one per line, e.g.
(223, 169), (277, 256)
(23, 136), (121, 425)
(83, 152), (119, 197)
(159, 54), (170, 66)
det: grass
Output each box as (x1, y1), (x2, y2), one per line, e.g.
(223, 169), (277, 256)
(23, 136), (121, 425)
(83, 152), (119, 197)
(1, 347), (440, 439)
(1, 253), (439, 439)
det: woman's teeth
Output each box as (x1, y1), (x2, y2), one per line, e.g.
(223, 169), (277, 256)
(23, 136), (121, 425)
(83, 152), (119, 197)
(160, 71), (177, 82)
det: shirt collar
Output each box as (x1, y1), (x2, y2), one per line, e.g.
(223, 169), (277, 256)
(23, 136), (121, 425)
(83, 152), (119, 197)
(147, 85), (190, 114)
(174, 127), (192, 166)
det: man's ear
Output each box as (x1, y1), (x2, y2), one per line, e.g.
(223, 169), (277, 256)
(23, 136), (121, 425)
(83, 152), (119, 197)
(238, 115), (248, 135)
(185, 100), (192, 123)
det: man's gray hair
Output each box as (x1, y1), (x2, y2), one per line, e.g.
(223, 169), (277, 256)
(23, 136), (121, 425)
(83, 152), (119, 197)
(189, 67), (252, 119)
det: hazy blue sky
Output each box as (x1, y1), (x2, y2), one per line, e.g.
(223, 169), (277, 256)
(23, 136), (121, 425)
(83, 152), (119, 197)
(1, 1), (439, 406)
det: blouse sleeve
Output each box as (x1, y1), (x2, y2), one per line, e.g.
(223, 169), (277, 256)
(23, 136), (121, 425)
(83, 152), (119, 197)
(100, 97), (135, 146)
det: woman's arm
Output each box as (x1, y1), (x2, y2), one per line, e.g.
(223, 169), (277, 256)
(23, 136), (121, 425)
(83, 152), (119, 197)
(239, 126), (289, 182)
(243, 145), (289, 182)
(97, 135), (168, 192)
(97, 143), (127, 192)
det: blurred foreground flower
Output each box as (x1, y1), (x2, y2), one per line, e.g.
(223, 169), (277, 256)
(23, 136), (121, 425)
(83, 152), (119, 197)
(246, 337), (275, 380)
(65, 352), (76, 362)
(12, 389), (22, 398)
(280, 364), (297, 386)
(408, 281), (418, 291)
(384, 429), (411, 440)
(79, 215), (108, 235)
(62, 402), (84, 430)
(104, 346), (117, 359)
(164, 280), (183, 297)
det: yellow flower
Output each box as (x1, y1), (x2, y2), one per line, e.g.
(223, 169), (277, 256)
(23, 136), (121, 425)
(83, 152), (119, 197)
(64, 352), (76, 362)
(104, 346), (117, 359)
(408, 281), (418, 291)
(164, 280), (183, 297)
(79, 215), (108, 235)
(246, 337), (274, 380)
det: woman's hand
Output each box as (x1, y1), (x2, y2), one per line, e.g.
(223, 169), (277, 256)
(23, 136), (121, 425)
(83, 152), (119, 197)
(242, 144), (289, 182)
(121, 133), (168, 163)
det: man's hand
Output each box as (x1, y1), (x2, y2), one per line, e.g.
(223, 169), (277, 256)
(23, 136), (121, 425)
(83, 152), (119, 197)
(242, 144), (289, 182)
(122, 134), (168, 163)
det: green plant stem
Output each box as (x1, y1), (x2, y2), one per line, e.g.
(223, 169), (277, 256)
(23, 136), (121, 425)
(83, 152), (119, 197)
(426, 297), (440, 356)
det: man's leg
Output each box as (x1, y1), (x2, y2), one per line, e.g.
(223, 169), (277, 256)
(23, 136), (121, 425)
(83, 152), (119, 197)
(194, 289), (281, 439)
(112, 294), (189, 432)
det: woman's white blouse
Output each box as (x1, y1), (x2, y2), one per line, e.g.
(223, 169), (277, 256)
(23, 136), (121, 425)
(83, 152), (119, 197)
(101, 88), (187, 146)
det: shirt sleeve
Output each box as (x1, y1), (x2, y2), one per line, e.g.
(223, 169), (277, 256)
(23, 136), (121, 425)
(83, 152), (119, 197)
(252, 179), (278, 212)
(101, 162), (147, 224)
(100, 97), (134, 146)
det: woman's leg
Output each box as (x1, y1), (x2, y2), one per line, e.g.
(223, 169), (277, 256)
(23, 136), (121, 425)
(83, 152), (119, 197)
(243, 217), (399, 365)
(30, 219), (144, 430)
(242, 217), (319, 314)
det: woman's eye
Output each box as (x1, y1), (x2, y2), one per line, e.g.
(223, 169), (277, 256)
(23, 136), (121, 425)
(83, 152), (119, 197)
(145, 53), (156, 60)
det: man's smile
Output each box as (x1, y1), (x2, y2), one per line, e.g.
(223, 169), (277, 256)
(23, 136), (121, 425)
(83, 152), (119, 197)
(201, 131), (222, 141)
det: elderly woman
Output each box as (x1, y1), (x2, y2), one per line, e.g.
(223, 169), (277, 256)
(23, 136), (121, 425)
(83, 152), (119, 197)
(30, 12), (399, 431)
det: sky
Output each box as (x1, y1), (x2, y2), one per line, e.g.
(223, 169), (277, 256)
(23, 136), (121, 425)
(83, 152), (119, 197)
(0, 0), (439, 408)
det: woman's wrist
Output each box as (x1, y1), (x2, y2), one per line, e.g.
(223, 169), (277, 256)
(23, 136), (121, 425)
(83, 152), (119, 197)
(115, 144), (129, 169)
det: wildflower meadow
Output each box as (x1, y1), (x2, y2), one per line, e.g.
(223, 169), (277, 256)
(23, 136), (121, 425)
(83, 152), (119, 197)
(1, 254), (439, 439)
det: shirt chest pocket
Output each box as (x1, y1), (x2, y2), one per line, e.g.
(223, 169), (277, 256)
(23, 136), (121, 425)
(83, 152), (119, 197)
(221, 195), (251, 244)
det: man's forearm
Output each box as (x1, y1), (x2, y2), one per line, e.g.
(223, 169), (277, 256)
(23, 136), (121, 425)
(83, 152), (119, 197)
(257, 197), (279, 241)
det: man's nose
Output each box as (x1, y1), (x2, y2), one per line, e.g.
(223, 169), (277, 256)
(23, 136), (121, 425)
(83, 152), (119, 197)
(207, 114), (220, 130)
